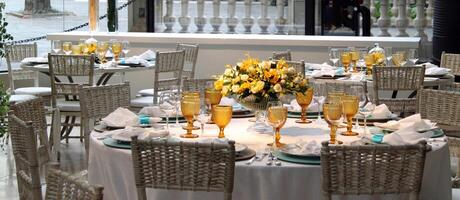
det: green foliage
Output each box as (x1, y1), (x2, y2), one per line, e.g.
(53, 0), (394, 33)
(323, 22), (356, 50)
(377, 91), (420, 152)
(0, 81), (9, 138)
(373, 0), (417, 20)
(0, 2), (13, 58)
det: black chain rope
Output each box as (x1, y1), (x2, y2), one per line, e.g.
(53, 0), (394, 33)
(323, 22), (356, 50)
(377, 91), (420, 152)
(7, 0), (136, 45)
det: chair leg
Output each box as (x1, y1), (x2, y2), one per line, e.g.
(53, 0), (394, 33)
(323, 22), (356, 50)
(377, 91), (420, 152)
(51, 109), (61, 162)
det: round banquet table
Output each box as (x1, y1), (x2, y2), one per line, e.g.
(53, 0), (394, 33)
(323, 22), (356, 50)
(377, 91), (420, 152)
(88, 118), (451, 200)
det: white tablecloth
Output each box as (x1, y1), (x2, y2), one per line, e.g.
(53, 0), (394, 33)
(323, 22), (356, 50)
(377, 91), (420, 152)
(88, 118), (451, 200)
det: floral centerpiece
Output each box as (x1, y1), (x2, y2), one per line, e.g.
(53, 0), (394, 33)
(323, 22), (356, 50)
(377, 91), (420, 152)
(214, 55), (310, 110)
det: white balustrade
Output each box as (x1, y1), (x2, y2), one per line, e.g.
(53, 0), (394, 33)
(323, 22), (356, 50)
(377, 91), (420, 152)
(226, 0), (238, 33)
(414, 0), (427, 41)
(378, 0), (391, 36)
(396, 0), (409, 36)
(163, 0), (175, 33)
(210, 0), (223, 33)
(242, 0), (255, 33)
(426, 0), (433, 27)
(370, 0), (377, 25)
(258, 0), (271, 34)
(178, 0), (190, 33)
(391, 0), (398, 25)
(195, 0), (206, 33)
(275, 0), (287, 34)
(406, 0), (413, 26)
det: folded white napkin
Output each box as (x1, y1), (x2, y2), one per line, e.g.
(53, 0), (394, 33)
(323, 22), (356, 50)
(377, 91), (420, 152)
(289, 140), (321, 156)
(142, 128), (169, 139)
(121, 56), (149, 66)
(139, 50), (156, 60)
(307, 62), (336, 70)
(367, 103), (392, 119)
(139, 103), (179, 118)
(98, 60), (118, 69)
(374, 114), (435, 131)
(417, 62), (438, 69)
(425, 67), (450, 75)
(312, 68), (336, 77)
(289, 96), (325, 112)
(381, 125), (433, 145)
(102, 107), (139, 127)
(21, 57), (48, 64)
(110, 127), (147, 141)
(219, 97), (235, 106)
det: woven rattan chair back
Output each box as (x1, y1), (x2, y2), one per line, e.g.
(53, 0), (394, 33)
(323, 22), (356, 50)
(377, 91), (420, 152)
(272, 49), (291, 61)
(48, 54), (95, 107)
(440, 51), (460, 76)
(45, 168), (103, 200)
(6, 43), (39, 93)
(176, 43), (199, 79)
(79, 82), (131, 155)
(152, 50), (185, 104)
(131, 137), (236, 200)
(321, 141), (430, 200)
(372, 66), (425, 114)
(417, 88), (460, 127)
(8, 112), (42, 200)
(10, 98), (50, 167)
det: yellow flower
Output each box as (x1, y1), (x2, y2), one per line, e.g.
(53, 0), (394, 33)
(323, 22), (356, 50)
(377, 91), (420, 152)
(240, 82), (251, 90)
(276, 59), (288, 69)
(261, 60), (271, 70)
(224, 68), (233, 76)
(240, 74), (249, 81)
(222, 86), (230, 96)
(232, 76), (241, 84)
(273, 84), (282, 92)
(251, 81), (265, 94)
(231, 85), (240, 93)
(214, 79), (223, 90)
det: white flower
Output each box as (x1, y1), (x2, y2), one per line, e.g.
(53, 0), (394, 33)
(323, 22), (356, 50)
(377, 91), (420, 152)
(224, 68), (233, 76)
(287, 67), (296, 74)
(222, 86), (230, 96)
(231, 85), (240, 93)
(273, 84), (282, 92)
(241, 74), (249, 81)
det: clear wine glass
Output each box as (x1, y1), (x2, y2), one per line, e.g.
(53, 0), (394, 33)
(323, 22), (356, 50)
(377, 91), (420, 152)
(329, 48), (339, 67)
(384, 47), (392, 66)
(312, 82), (325, 123)
(52, 40), (61, 54)
(122, 41), (130, 58)
(197, 106), (210, 136)
(408, 49), (419, 65)
(159, 92), (174, 131)
(169, 85), (181, 128)
(350, 85), (366, 131)
(358, 93), (375, 136)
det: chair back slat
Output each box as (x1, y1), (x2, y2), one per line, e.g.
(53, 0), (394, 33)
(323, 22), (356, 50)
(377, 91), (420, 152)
(441, 52), (460, 76)
(45, 168), (104, 200)
(418, 89), (460, 127)
(152, 50), (185, 104)
(8, 113), (42, 200)
(131, 138), (235, 200)
(182, 78), (215, 104)
(176, 43), (199, 79)
(5, 43), (39, 91)
(321, 141), (430, 200)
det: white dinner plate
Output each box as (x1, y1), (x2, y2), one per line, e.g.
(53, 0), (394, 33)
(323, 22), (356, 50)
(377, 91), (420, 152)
(235, 143), (248, 153)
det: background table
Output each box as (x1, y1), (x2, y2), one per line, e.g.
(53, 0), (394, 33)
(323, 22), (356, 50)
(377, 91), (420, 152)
(88, 118), (451, 200)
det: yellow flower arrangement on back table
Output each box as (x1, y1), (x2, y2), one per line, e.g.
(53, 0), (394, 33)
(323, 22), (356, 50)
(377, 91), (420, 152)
(213, 55), (310, 132)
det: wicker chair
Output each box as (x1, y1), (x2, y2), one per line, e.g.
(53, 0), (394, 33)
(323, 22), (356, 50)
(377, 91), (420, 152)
(325, 81), (368, 97)
(10, 98), (53, 165)
(131, 137), (236, 200)
(48, 54), (95, 144)
(8, 112), (42, 200)
(372, 66), (425, 116)
(176, 43), (199, 79)
(79, 82), (130, 157)
(5, 43), (48, 104)
(321, 141), (431, 200)
(440, 51), (460, 76)
(417, 88), (460, 186)
(45, 168), (103, 200)
(272, 49), (291, 61)
(132, 50), (185, 106)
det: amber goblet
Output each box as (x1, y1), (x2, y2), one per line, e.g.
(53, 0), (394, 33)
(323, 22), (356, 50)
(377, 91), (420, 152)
(350, 51), (359, 73)
(323, 103), (343, 144)
(295, 88), (314, 124)
(267, 101), (288, 148)
(341, 95), (359, 136)
(205, 88), (222, 124)
(111, 40), (122, 61)
(182, 91), (201, 130)
(364, 54), (375, 75)
(341, 52), (351, 73)
(180, 100), (200, 138)
(213, 105), (232, 138)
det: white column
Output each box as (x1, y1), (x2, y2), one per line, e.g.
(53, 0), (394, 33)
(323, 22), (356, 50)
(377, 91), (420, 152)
(406, 0), (413, 27)
(258, 0), (271, 34)
(210, 0), (223, 33)
(370, 0), (377, 25)
(242, 0), (255, 33)
(391, 0), (399, 26)
(226, 0), (238, 33)
(414, 0), (427, 40)
(163, 0), (176, 33)
(396, 0), (409, 36)
(178, 0), (191, 33)
(426, 0), (433, 27)
(275, 0), (287, 34)
(194, 0), (206, 33)
(378, 0), (391, 36)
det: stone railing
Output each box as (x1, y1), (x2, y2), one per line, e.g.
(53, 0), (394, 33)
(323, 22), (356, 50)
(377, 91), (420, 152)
(155, 0), (292, 34)
(368, 0), (432, 41)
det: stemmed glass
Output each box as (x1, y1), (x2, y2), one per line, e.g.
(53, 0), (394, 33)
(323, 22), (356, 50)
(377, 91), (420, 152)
(267, 101), (288, 148)
(182, 91), (201, 130)
(204, 88), (222, 124)
(122, 41), (130, 58)
(111, 39), (122, 61)
(341, 95), (359, 136)
(358, 93), (375, 136)
(197, 106), (211, 136)
(97, 41), (110, 63)
(408, 49), (419, 64)
(51, 40), (61, 54)
(384, 47), (393, 66)
(159, 92), (175, 131)
(364, 54), (374, 75)
(329, 48), (339, 67)
(323, 102), (343, 144)
(350, 50), (360, 73)
(213, 105), (232, 138)
(341, 52), (351, 73)
(295, 88), (314, 124)
(392, 51), (407, 67)
(169, 85), (181, 128)
(62, 42), (72, 55)
(312, 82), (325, 123)
(180, 98), (200, 138)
